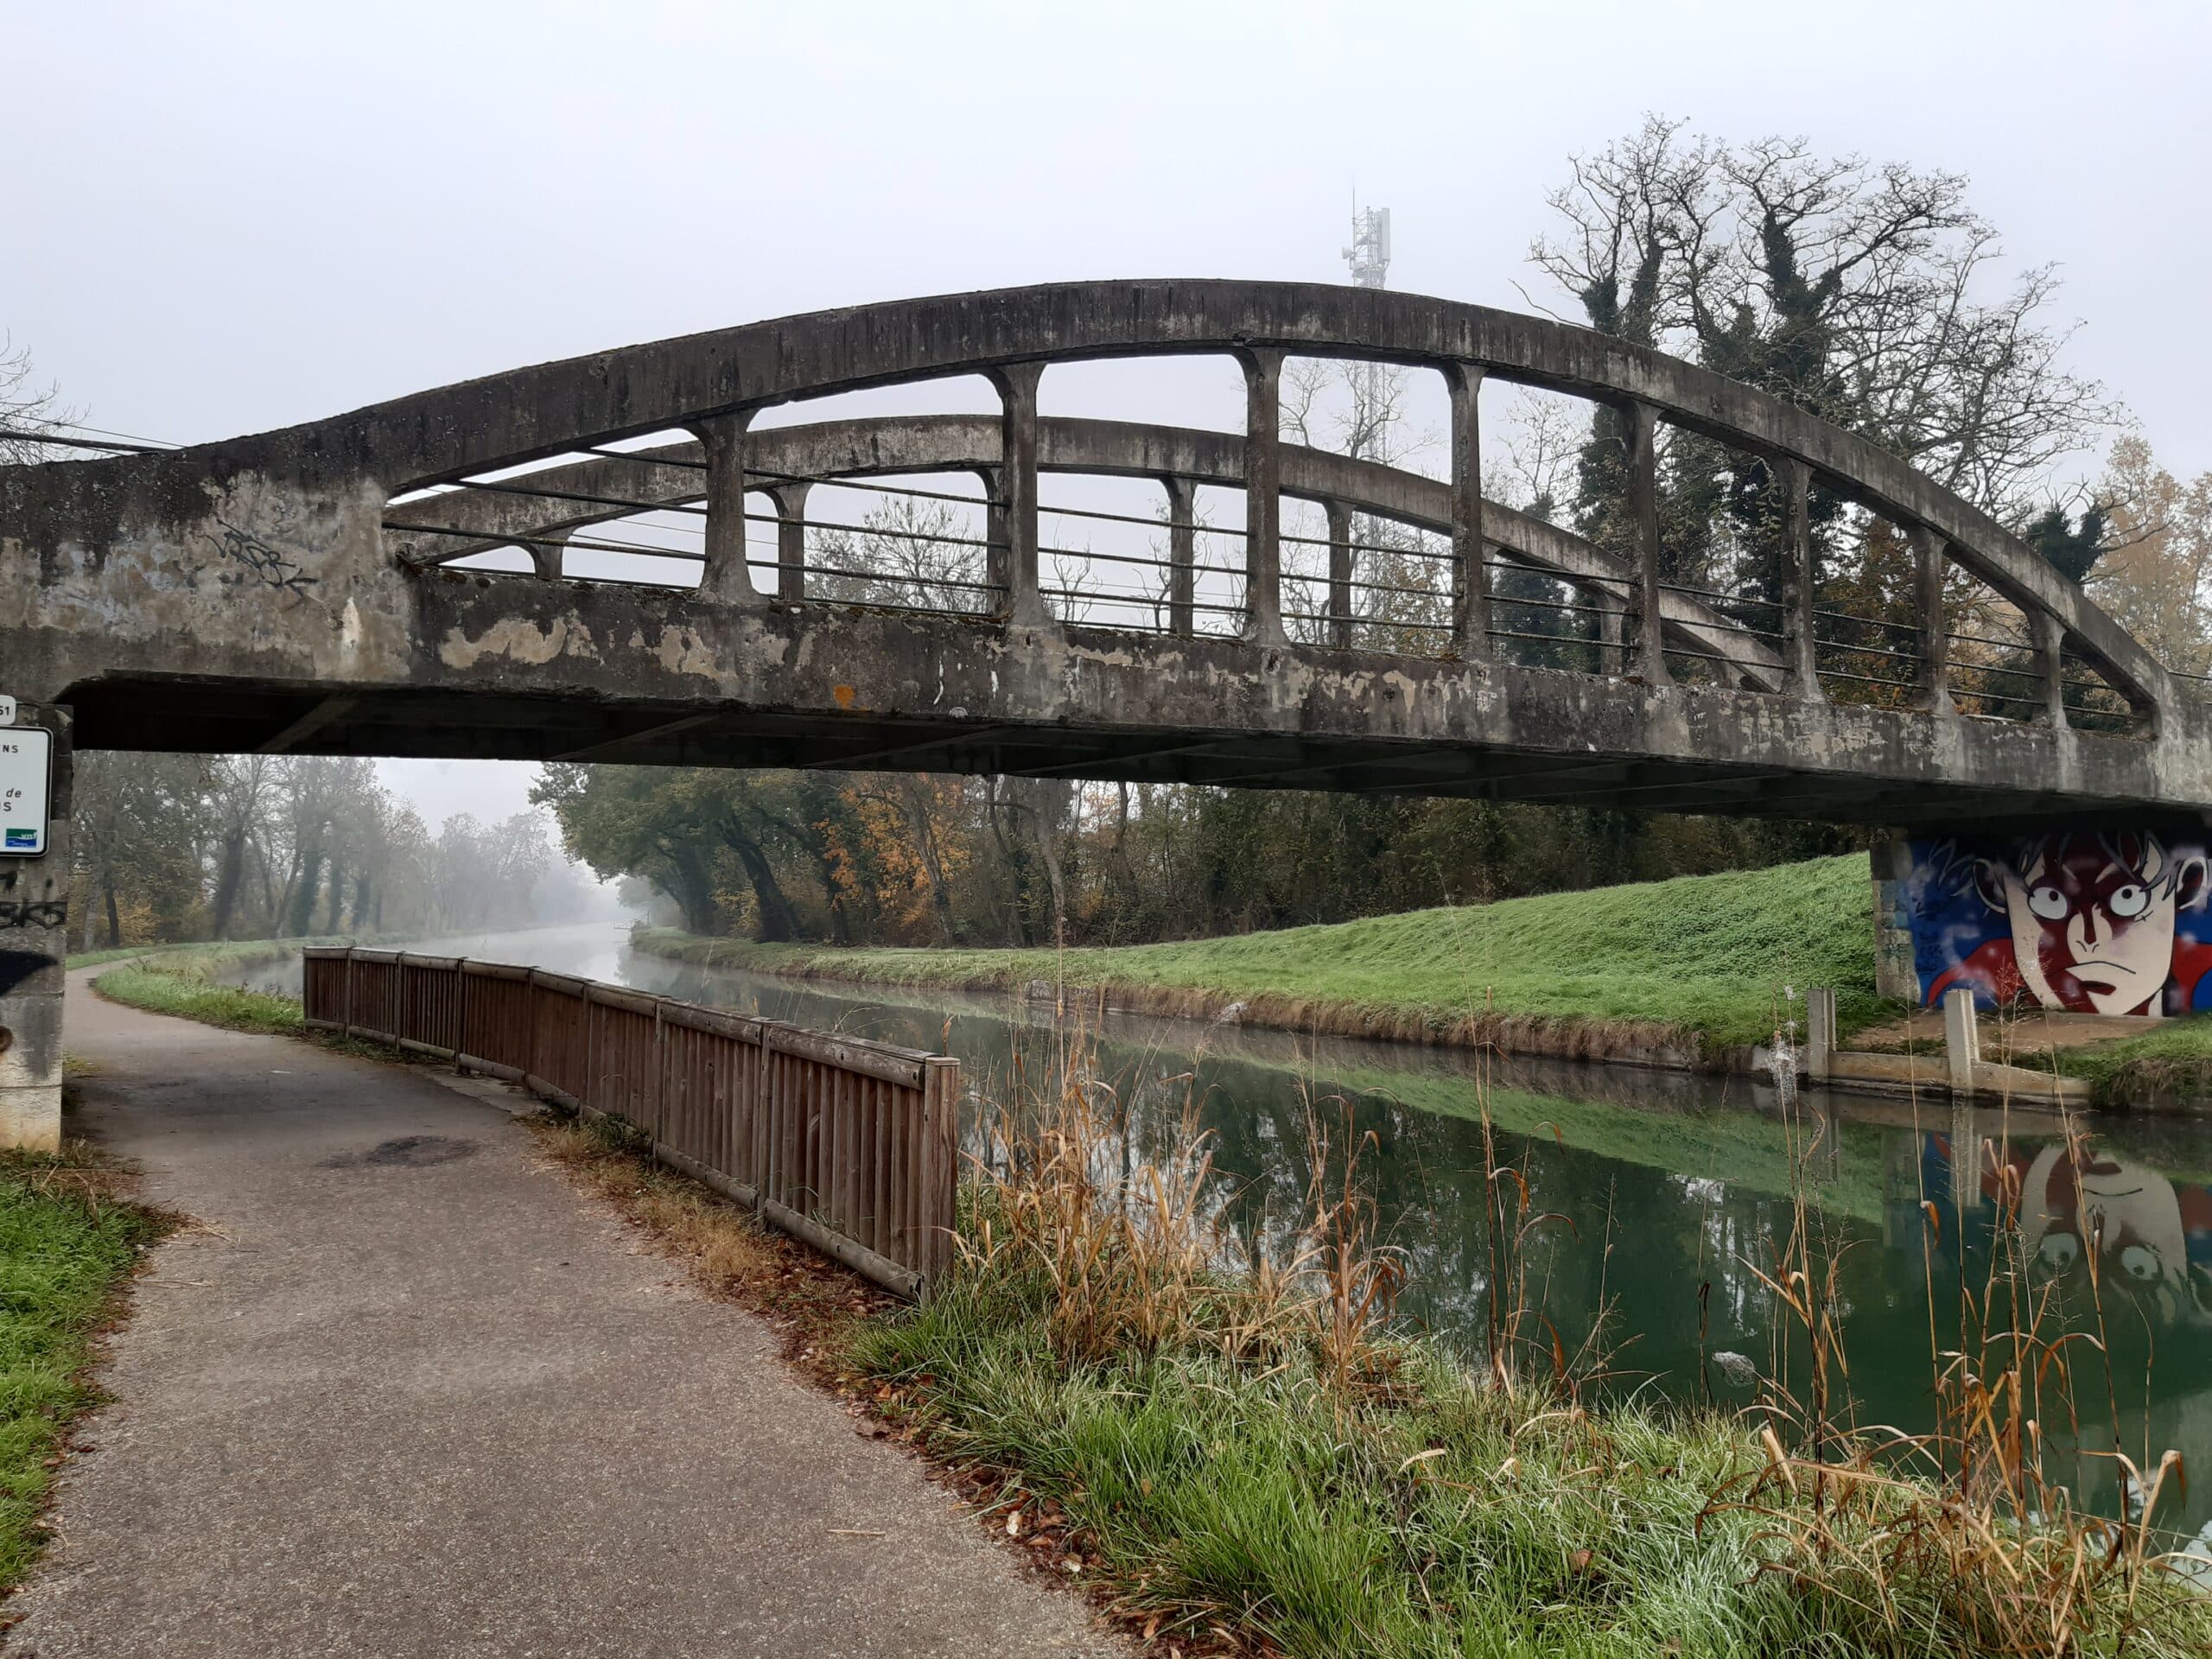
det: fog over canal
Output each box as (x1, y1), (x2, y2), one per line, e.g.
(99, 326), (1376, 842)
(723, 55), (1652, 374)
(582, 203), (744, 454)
(235, 921), (2212, 1544)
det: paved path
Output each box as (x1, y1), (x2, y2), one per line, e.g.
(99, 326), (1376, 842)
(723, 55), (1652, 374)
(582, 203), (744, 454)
(7, 973), (1118, 1658)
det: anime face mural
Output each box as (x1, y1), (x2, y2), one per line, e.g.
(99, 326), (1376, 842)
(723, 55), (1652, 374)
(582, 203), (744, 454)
(1909, 830), (2212, 1014)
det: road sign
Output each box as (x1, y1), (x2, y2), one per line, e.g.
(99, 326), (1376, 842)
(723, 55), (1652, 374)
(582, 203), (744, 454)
(0, 725), (52, 855)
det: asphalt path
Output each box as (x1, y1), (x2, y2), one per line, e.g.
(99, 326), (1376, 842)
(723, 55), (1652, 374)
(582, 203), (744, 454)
(6, 970), (1118, 1658)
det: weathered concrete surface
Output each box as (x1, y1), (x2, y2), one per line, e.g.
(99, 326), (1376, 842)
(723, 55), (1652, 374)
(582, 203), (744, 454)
(2, 279), (2200, 828)
(0, 703), (71, 1153)
(7, 974), (1121, 1658)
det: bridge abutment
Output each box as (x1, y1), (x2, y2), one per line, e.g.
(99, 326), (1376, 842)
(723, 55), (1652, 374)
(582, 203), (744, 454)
(0, 702), (69, 1151)
(1870, 834), (1923, 1004)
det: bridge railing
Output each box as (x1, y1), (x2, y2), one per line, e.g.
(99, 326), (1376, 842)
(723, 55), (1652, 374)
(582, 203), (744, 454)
(302, 946), (959, 1299)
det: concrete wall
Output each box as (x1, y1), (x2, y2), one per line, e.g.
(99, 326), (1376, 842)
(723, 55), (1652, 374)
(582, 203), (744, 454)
(0, 702), (70, 1150)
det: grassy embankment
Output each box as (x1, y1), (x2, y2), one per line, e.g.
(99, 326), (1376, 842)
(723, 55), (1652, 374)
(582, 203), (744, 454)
(0, 1148), (166, 1596)
(532, 1092), (2212, 1658)
(81, 938), (349, 1039)
(638, 853), (1885, 1058)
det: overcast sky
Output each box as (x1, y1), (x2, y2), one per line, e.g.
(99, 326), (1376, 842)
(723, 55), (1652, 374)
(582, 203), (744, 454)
(11, 0), (2209, 828)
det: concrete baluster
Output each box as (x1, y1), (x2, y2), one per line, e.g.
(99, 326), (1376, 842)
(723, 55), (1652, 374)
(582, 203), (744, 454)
(1911, 524), (1953, 714)
(1781, 458), (1824, 701)
(984, 365), (1047, 626)
(972, 467), (1008, 605)
(768, 481), (810, 603)
(1325, 498), (1355, 650)
(1626, 401), (1669, 684)
(2036, 610), (2070, 728)
(1234, 346), (1287, 646)
(1162, 474), (1197, 636)
(694, 411), (765, 605)
(533, 529), (569, 582)
(1443, 363), (1490, 659)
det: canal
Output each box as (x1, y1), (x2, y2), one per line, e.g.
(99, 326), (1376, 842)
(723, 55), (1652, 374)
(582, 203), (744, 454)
(233, 921), (2212, 1547)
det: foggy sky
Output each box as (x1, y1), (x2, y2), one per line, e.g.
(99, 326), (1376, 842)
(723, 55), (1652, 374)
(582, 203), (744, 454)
(11, 0), (2209, 832)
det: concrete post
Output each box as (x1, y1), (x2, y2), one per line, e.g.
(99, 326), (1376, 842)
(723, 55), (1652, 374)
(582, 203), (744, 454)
(2035, 610), (2070, 728)
(1625, 400), (1670, 684)
(1806, 988), (1837, 1082)
(1586, 580), (1628, 676)
(973, 467), (1009, 603)
(1161, 475), (1197, 637)
(985, 365), (1048, 627)
(1781, 458), (1824, 701)
(533, 528), (569, 582)
(0, 702), (70, 1151)
(1942, 985), (1979, 1099)
(768, 481), (810, 604)
(1234, 346), (1288, 646)
(1325, 497), (1355, 650)
(1442, 362), (1490, 659)
(694, 412), (765, 605)
(1869, 834), (1921, 1001)
(1911, 524), (1953, 715)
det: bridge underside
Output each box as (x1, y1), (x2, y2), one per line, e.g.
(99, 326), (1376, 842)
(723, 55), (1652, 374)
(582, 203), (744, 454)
(54, 585), (2199, 830)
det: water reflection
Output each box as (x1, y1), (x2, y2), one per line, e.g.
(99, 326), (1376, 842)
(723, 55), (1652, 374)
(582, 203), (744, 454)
(234, 924), (2212, 1538)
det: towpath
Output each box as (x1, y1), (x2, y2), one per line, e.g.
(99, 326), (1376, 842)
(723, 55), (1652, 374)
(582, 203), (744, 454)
(6, 970), (1118, 1658)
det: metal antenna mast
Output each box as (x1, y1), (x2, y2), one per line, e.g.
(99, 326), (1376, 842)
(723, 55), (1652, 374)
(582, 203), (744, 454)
(1342, 200), (1391, 290)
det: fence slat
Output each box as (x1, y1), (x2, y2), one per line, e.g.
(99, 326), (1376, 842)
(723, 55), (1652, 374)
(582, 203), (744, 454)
(302, 950), (953, 1297)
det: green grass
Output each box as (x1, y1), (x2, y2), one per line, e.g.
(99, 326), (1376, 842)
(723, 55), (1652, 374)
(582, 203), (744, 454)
(853, 1256), (2212, 1658)
(66, 934), (368, 973)
(637, 853), (1886, 1054)
(89, 964), (306, 1037)
(0, 1151), (165, 1594)
(2055, 1014), (2212, 1107)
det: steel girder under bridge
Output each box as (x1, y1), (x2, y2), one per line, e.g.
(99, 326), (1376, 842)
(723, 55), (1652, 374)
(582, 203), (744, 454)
(4, 278), (2208, 830)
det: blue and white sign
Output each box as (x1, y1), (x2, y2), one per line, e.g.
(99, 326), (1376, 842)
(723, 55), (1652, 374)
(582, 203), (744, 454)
(0, 723), (52, 856)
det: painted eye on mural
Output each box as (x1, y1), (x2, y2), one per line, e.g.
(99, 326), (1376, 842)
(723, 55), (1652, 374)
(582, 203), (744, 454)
(2037, 1231), (2081, 1273)
(2027, 886), (2069, 921)
(2107, 885), (2151, 918)
(2119, 1243), (2163, 1282)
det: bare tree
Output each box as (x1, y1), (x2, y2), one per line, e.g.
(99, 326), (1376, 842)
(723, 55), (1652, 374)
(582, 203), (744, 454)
(0, 336), (78, 465)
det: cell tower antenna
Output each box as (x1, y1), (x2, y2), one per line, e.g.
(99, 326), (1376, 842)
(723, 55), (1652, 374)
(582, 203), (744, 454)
(1343, 198), (1391, 290)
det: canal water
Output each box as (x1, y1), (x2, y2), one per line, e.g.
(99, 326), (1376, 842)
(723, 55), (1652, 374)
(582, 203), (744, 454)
(234, 923), (2212, 1546)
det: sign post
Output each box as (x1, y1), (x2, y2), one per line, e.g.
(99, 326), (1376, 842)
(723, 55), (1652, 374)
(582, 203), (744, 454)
(0, 699), (69, 1150)
(0, 724), (54, 856)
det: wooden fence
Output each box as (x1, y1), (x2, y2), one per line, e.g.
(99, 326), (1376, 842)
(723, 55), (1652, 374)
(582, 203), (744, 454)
(302, 946), (959, 1297)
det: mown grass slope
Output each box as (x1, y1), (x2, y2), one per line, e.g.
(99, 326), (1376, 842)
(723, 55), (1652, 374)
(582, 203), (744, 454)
(638, 852), (1882, 1052)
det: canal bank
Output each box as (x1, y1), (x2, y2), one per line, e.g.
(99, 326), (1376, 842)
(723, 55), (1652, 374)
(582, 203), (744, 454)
(121, 931), (2212, 1651)
(194, 919), (2212, 1556)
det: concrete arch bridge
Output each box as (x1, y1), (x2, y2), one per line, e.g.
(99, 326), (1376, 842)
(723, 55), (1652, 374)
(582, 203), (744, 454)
(3, 279), (2202, 830)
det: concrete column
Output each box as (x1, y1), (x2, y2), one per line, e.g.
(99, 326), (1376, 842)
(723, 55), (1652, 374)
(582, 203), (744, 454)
(1442, 362), (1490, 659)
(1161, 475), (1197, 636)
(1869, 834), (1921, 1002)
(1911, 524), (1953, 714)
(2035, 609), (2070, 728)
(985, 365), (1048, 627)
(768, 482), (810, 603)
(1625, 400), (1670, 684)
(1942, 986), (1980, 1100)
(1325, 498), (1355, 650)
(1234, 346), (1288, 646)
(0, 702), (70, 1151)
(1781, 458), (1824, 701)
(693, 412), (765, 606)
